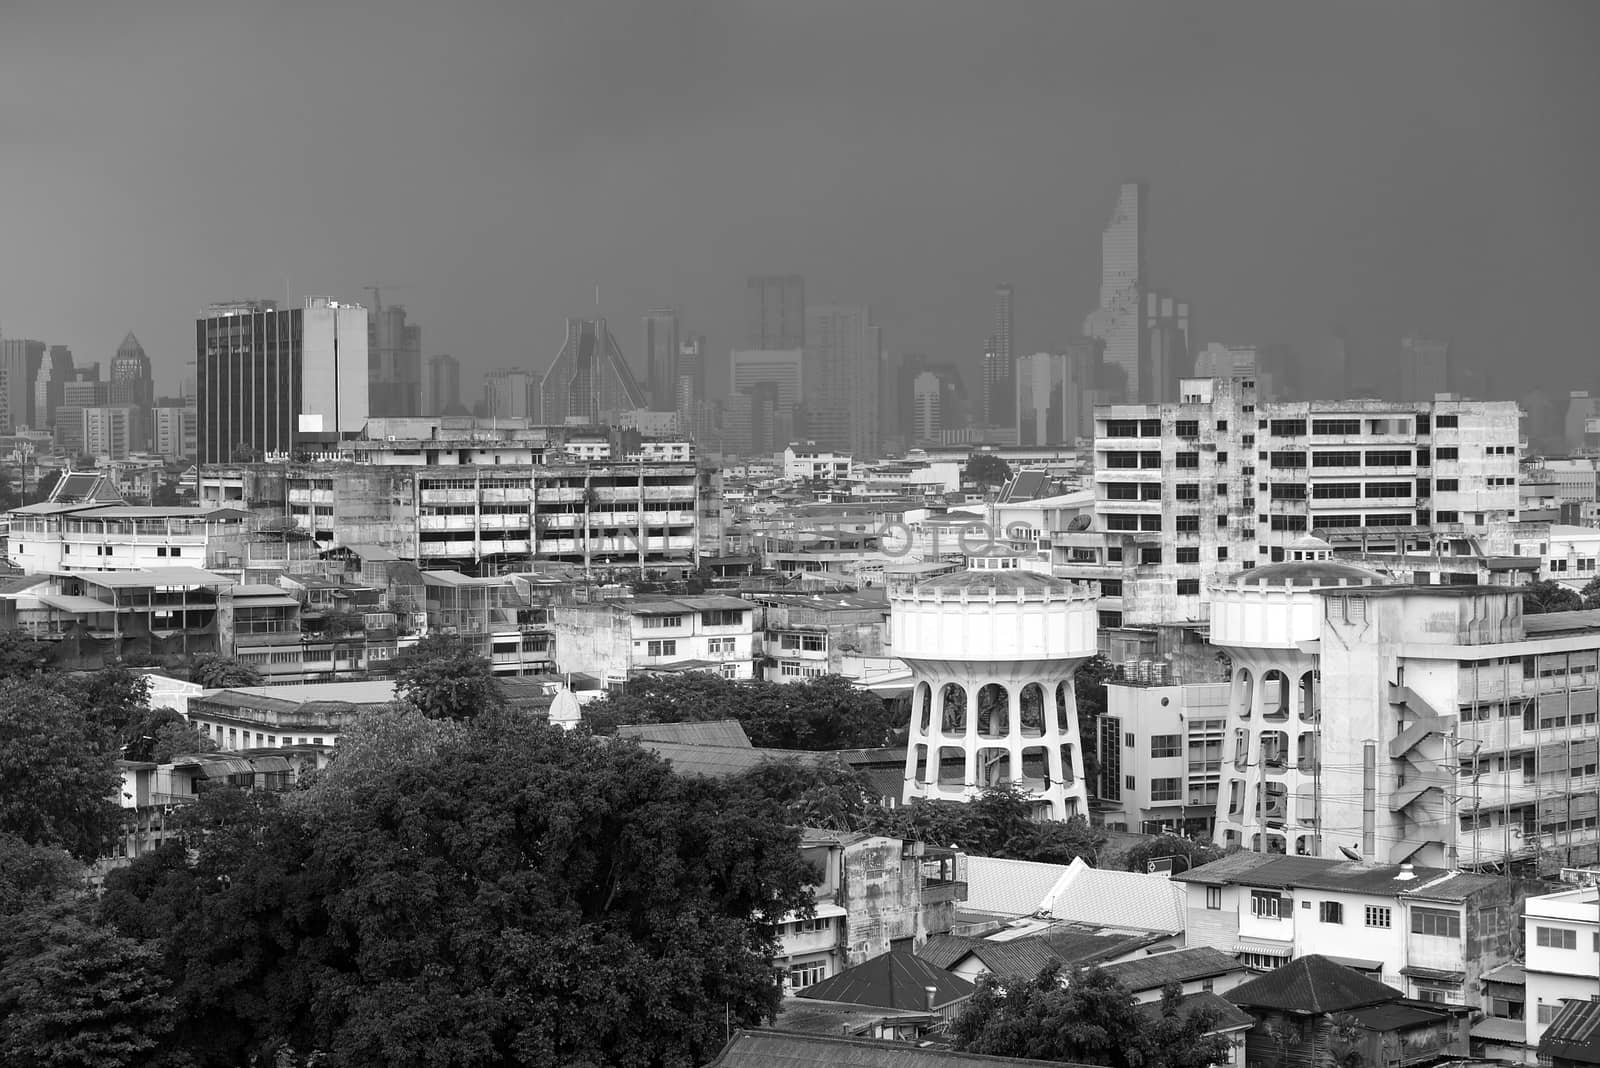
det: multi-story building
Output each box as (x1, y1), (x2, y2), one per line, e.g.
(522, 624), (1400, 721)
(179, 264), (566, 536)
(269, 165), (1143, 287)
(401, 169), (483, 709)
(1094, 389), (1521, 625)
(1, 337), (47, 432)
(368, 302), (422, 418)
(81, 405), (136, 459)
(535, 318), (648, 425)
(746, 274), (805, 350)
(423, 354), (461, 417)
(783, 444), (852, 482)
(1523, 879), (1600, 1050)
(551, 593), (755, 681)
(187, 680), (399, 752)
(482, 368), (533, 419)
(107, 332), (154, 450)
(1173, 852), (1533, 1008)
(151, 405), (197, 460)
(421, 570), (556, 676)
(981, 284), (1015, 429)
(1084, 183), (1144, 403)
(803, 305), (880, 458)
(749, 590), (890, 683)
(1400, 332), (1450, 402)
(729, 349), (803, 413)
(1098, 677), (1229, 837)
(1015, 342), (1103, 447)
(5, 500), (253, 574)
(642, 307), (679, 412)
(32, 344), (75, 432)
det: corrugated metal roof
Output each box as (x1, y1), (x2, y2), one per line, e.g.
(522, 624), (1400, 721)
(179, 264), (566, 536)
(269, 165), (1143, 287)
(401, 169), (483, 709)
(1227, 955), (1402, 1015)
(705, 1030), (1095, 1067)
(1101, 948), (1244, 993)
(1042, 857), (1186, 934)
(796, 950), (972, 1011)
(617, 720), (753, 748)
(1540, 999), (1600, 1064)
(636, 741), (831, 778)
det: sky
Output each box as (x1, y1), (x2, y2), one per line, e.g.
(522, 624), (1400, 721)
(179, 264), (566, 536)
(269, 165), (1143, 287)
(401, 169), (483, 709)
(2, 0), (1597, 404)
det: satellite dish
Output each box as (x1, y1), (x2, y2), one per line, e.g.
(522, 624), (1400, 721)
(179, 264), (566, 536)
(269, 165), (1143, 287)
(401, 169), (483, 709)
(1339, 845), (1364, 862)
(1066, 515), (1092, 533)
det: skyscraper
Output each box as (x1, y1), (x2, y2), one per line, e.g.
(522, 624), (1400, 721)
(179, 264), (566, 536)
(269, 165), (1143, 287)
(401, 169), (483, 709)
(32, 345), (74, 432)
(642, 308), (680, 411)
(483, 368), (532, 419)
(803, 305), (880, 457)
(368, 303), (422, 417)
(0, 338), (46, 433)
(423, 354), (462, 416)
(675, 333), (706, 413)
(301, 298), (371, 440)
(1015, 340), (1102, 446)
(1084, 183), (1144, 402)
(1142, 292), (1191, 405)
(984, 284), (1015, 426)
(107, 332), (155, 449)
(746, 275), (805, 350)
(535, 318), (647, 425)
(1399, 332), (1449, 402)
(911, 371), (943, 445)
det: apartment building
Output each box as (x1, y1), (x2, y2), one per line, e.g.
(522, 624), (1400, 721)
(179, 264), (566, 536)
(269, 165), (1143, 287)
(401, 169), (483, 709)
(6, 501), (253, 574)
(783, 445), (853, 482)
(1524, 879), (1600, 1050)
(1098, 677), (1229, 837)
(552, 594), (756, 681)
(186, 681), (399, 751)
(747, 590), (891, 683)
(420, 570), (557, 676)
(1173, 852), (1531, 1009)
(1093, 389), (1520, 625)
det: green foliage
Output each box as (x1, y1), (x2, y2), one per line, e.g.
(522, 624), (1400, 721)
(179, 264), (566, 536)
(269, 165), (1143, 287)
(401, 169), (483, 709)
(148, 719), (220, 763)
(0, 835), (86, 916)
(584, 671), (901, 750)
(70, 665), (153, 740)
(863, 783), (1106, 865)
(950, 964), (1230, 1068)
(964, 452), (1012, 487)
(724, 758), (874, 831)
(1582, 576), (1600, 610)
(0, 898), (176, 1067)
(187, 654), (263, 689)
(1522, 580), (1583, 614)
(1118, 834), (1225, 875)
(0, 631), (57, 679)
(392, 633), (505, 720)
(101, 716), (812, 1067)
(0, 678), (121, 862)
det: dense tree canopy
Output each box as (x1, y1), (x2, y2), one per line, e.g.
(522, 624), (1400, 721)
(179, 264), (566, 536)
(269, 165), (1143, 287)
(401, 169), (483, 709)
(950, 963), (1230, 1068)
(0, 677), (122, 862)
(392, 633), (506, 720)
(0, 631), (56, 678)
(1583, 576), (1600, 610)
(187, 654), (263, 689)
(1521, 580), (1583, 615)
(1118, 834), (1226, 875)
(584, 671), (901, 750)
(100, 711), (814, 1067)
(964, 452), (1013, 488)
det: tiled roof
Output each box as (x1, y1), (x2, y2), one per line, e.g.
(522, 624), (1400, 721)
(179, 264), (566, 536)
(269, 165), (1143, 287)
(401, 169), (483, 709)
(796, 950), (973, 1011)
(1101, 948), (1244, 993)
(1227, 955), (1402, 1015)
(1042, 858), (1186, 933)
(1540, 998), (1600, 1065)
(1138, 991), (1253, 1033)
(617, 720), (753, 748)
(704, 1029), (1093, 1067)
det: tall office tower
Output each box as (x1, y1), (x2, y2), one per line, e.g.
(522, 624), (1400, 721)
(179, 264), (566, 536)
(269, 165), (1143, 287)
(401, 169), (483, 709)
(1, 338), (46, 432)
(33, 345), (75, 431)
(197, 299), (318, 466)
(1309, 333), (1350, 400)
(729, 348), (803, 413)
(536, 318), (647, 425)
(1142, 291), (1191, 404)
(1254, 343), (1298, 402)
(482, 368), (532, 419)
(1399, 332), (1449, 402)
(911, 371), (943, 445)
(107, 332), (155, 450)
(422, 354), (462, 416)
(641, 308), (680, 412)
(746, 380), (781, 456)
(988, 284), (1015, 426)
(366, 303), (422, 417)
(675, 333), (706, 413)
(1015, 344), (1103, 447)
(721, 392), (754, 455)
(299, 298), (370, 445)
(1084, 183), (1145, 403)
(151, 406), (196, 459)
(746, 275), (805, 349)
(803, 305), (880, 457)
(81, 406), (135, 460)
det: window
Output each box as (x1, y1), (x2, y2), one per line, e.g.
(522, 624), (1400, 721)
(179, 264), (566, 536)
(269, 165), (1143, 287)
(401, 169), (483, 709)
(1175, 515), (1200, 533)
(1206, 886), (1222, 910)
(1365, 450), (1412, 466)
(642, 614), (683, 629)
(1366, 481), (1411, 498)
(1364, 905), (1392, 928)
(702, 609), (745, 626)
(1151, 778), (1182, 802)
(1176, 547), (1200, 564)
(1216, 420), (1228, 431)
(1177, 579), (1200, 595)
(1140, 548), (1162, 565)
(1175, 420), (1199, 438)
(1106, 452), (1140, 469)
(1313, 451), (1361, 467)
(1175, 452), (1199, 469)
(1312, 418), (1360, 435)
(1313, 482), (1361, 499)
(1435, 478), (1458, 491)
(789, 961), (827, 989)
(1538, 1003), (1561, 1025)
(1124, 775), (1136, 791)
(1105, 419), (1140, 437)
(1435, 414), (1458, 429)
(801, 634), (825, 652)
(646, 639), (678, 657)
(1269, 419), (1307, 436)
(1436, 446), (1458, 460)
(707, 637), (737, 654)
(1175, 483), (1200, 501)
(1411, 907), (1460, 938)
(1272, 483), (1306, 500)
(1150, 734), (1182, 758)
(1125, 732), (1137, 748)
(1250, 890), (1286, 919)
(1535, 926), (1577, 950)
(1319, 901), (1344, 924)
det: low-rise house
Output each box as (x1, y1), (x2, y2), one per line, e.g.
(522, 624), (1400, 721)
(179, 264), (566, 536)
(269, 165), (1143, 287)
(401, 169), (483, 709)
(1172, 852), (1532, 1007)
(792, 949), (974, 1032)
(1524, 878), (1600, 1051)
(1100, 947), (1251, 1004)
(186, 680), (399, 752)
(1470, 961), (1529, 1061)
(748, 590), (892, 683)
(553, 594), (755, 681)
(959, 855), (1187, 938)
(1138, 992), (1253, 1067)
(918, 922), (1169, 985)
(1225, 956), (1470, 1068)
(112, 750), (300, 866)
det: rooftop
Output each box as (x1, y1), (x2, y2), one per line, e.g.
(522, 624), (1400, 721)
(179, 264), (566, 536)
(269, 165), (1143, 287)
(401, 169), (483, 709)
(1171, 853), (1511, 901)
(907, 569), (1082, 596)
(633, 741), (833, 778)
(1137, 991), (1253, 1033)
(1523, 609), (1600, 637)
(1227, 955), (1403, 1015)
(1539, 998), (1600, 1065)
(616, 720), (753, 748)
(1100, 947), (1244, 993)
(704, 1030), (1095, 1068)
(796, 950), (974, 1011)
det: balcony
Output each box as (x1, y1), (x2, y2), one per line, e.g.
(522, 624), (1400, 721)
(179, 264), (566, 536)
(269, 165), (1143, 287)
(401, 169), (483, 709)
(920, 878), (968, 905)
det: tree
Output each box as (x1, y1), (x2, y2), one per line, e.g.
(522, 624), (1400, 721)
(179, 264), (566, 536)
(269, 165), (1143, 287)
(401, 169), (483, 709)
(964, 452), (1012, 488)
(950, 964), (1229, 1068)
(148, 719), (220, 763)
(1582, 576), (1600, 610)
(69, 665), (153, 740)
(584, 671), (900, 750)
(102, 715), (815, 1068)
(724, 758), (873, 831)
(30, 469), (62, 504)
(1075, 654), (1113, 791)
(392, 633), (505, 720)
(0, 631), (56, 679)
(0, 834), (85, 916)
(1119, 834), (1226, 875)
(859, 784), (1106, 865)
(187, 654), (263, 689)
(0, 678), (121, 862)
(1522, 580), (1583, 615)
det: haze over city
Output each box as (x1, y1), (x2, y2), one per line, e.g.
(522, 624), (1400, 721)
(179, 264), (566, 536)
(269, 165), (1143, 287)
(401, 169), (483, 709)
(3, 0), (1597, 401)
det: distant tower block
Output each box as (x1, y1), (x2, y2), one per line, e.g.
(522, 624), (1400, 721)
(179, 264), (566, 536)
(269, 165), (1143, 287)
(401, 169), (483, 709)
(894, 565), (1099, 819)
(1208, 535), (1388, 858)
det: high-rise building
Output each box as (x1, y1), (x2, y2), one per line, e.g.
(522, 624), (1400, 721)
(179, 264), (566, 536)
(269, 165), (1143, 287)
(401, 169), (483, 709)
(729, 349), (803, 412)
(1015, 340), (1102, 447)
(1084, 183), (1145, 402)
(152, 406), (197, 460)
(676, 333), (706, 413)
(641, 308), (680, 412)
(803, 305), (880, 457)
(535, 318), (647, 425)
(911, 371), (942, 445)
(196, 298), (369, 465)
(368, 304), (422, 417)
(483, 368), (532, 419)
(0, 338), (46, 433)
(81, 406), (136, 459)
(1399, 332), (1449, 402)
(1143, 292), (1191, 404)
(107, 332), (155, 449)
(984, 284), (1015, 427)
(746, 275), (805, 350)
(33, 345), (75, 432)
(423, 354), (462, 416)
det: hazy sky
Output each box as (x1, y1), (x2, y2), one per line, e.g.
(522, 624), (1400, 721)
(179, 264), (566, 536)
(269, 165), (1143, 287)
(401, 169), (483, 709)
(2, 0), (1597, 402)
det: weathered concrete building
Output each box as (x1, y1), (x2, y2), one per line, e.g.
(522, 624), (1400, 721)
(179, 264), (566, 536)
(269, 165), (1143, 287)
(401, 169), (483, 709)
(552, 593), (756, 681)
(749, 590), (891, 682)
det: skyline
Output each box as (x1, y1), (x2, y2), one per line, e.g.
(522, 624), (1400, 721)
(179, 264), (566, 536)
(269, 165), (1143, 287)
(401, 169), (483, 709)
(2, 1), (1598, 404)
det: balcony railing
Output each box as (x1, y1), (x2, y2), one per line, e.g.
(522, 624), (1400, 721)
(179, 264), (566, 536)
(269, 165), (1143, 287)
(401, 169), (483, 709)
(921, 879), (969, 904)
